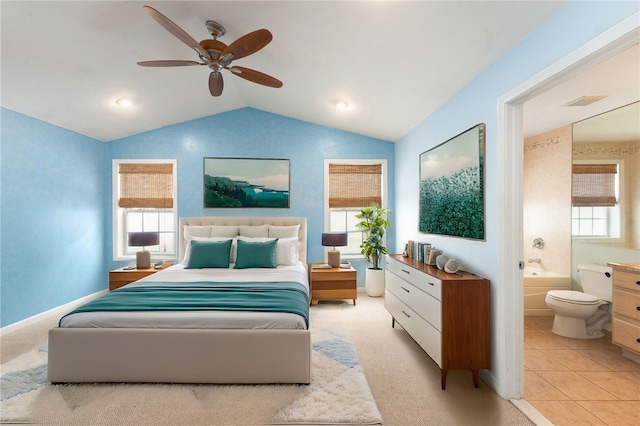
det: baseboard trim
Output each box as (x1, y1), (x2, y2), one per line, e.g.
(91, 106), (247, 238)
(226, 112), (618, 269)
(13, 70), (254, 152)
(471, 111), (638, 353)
(0, 290), (107, 336)
(510, 398), (553, 426)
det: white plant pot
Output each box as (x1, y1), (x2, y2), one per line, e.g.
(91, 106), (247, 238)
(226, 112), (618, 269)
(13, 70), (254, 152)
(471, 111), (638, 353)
(365, 268), (385, 297)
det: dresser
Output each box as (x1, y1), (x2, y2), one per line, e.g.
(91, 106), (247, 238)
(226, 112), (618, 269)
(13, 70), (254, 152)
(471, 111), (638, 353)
(609, 263), (640, 359)
(385, 254), (490, 389)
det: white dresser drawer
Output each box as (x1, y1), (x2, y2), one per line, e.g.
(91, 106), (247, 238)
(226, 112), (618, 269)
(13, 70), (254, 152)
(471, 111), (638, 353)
(385, 290), (442, 367)
(386, 270), (442, 331)
(386, 257), (441, 301)
(613, 289), (640, 322)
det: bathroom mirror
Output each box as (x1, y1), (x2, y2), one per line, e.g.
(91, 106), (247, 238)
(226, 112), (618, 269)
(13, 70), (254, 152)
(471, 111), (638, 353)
(571, 102), (640, 256)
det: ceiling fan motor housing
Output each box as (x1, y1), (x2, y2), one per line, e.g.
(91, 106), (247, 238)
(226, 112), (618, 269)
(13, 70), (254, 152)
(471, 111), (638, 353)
(205, 20), (226, 39)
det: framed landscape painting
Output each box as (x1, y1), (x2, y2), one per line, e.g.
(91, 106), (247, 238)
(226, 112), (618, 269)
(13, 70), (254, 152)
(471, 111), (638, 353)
(419, 123), (485, 240)
(203, 157), (290, 208)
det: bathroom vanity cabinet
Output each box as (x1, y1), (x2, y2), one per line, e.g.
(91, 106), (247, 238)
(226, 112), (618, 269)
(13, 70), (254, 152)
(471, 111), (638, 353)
(385, 254), (490, 389)
(609, 263), (640, 359)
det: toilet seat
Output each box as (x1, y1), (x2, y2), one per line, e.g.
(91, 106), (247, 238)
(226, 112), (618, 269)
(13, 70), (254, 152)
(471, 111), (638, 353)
(547, 290), (601, 305)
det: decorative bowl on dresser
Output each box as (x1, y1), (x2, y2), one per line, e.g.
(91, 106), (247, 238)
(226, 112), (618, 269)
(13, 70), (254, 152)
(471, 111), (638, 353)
(385, 254), (490, 390)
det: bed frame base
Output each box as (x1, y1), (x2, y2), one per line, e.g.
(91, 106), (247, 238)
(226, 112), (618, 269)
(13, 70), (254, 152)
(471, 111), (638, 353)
(48, 328), (311, 384)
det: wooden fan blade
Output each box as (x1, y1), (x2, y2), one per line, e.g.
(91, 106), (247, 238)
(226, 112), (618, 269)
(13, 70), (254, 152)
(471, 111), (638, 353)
(209, 72), (224, 97)
(143, 6), (209, 58)
(229, 66), (283, 88)
(137, 60), (202, 67)
(223, 29), (272, 60)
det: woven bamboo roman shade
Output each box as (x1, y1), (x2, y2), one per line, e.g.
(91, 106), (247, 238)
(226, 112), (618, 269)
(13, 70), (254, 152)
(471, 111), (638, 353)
(572, 163), (617, 207)
(118, 163), (174, 208)
(328, 164), (382, 208)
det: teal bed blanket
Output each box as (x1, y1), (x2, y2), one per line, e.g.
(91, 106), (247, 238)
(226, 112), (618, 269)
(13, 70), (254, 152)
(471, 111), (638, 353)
(60, 281), (310, 328)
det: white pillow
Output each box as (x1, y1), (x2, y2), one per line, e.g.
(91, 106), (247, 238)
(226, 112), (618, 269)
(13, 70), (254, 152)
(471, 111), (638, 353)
(210, 225), (239, 237)
(184, 225), (212, 238)
(236, 236), (300, 266)
(238, 225), (269, 238)
(182, 236), (236, 265)
(276, 237), (301, 265)
(268, 225), (300, 239)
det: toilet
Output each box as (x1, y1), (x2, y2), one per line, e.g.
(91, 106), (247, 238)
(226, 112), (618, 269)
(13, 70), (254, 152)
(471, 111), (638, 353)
(544, 264), (612, 339)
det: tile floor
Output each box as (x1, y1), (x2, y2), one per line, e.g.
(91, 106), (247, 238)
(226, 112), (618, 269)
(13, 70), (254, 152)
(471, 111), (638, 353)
(524, 316), (640, 425)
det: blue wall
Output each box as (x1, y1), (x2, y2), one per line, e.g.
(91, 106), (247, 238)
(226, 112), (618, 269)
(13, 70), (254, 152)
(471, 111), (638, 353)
(104, 108), (395, 276)
(1, 107), (394, 326)
(1, 108), (105, 326)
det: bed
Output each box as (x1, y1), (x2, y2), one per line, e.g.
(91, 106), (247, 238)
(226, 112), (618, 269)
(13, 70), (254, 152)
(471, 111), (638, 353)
(48, 217), (311, 384)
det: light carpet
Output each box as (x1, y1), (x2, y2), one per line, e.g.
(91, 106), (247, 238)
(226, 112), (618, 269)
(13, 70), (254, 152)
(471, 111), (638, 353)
(0, 328), (382, 425)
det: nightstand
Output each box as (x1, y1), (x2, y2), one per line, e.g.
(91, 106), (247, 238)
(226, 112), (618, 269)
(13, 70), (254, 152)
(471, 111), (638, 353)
(109, 266), (158, 291)
(309, 264), (357, 305)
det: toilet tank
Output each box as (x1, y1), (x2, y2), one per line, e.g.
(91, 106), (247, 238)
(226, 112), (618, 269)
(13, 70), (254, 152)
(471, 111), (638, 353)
(577, 264), (613, 301)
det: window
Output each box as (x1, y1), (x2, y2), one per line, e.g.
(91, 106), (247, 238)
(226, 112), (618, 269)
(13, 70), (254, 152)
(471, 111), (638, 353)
(113, 160), (177, 260)
(571, 161), (622, 239)
(324, 160), (387, 258)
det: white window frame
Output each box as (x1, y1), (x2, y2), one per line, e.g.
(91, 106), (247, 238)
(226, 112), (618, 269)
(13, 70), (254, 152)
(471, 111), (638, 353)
(571, 159), (624, 242)
(112, 159), (178, 261)
(323, 159), (388, 260)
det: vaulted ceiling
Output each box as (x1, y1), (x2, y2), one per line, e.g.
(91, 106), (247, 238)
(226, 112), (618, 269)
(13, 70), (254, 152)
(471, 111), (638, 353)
(1, 1), (567, 142)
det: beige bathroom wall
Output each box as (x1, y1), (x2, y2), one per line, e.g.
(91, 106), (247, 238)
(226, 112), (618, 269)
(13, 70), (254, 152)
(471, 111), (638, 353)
(523, 126), (572, 276)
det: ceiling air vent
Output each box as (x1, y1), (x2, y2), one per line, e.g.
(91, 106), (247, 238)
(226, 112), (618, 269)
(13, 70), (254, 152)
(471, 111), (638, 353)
(564, 96), (607, 107)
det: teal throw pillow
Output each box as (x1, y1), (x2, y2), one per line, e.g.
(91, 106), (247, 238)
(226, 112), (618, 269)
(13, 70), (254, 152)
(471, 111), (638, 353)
(234, 239), (278, 269)
(185, 239), (232, 269)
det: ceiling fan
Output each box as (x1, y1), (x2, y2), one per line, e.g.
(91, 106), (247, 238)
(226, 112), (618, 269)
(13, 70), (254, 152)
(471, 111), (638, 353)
(137, 5), (283, 97)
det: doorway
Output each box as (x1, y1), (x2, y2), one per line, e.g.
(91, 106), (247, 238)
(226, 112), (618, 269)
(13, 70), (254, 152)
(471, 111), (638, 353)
(497, 13), (639, 400)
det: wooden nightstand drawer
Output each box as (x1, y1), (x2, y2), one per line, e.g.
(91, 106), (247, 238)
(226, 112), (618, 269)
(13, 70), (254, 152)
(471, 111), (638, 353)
(311, 269), (356, 281)
(310, 264), (357, 305)
(109, 267), (157, 290)
(313, 280), (356, 290)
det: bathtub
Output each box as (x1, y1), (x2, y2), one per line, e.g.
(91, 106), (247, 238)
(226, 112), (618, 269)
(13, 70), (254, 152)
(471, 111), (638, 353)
(523, 268), (572, 316)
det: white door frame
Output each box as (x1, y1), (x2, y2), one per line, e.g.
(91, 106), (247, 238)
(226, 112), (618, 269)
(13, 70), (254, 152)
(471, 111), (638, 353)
(497, 13), (639, 399)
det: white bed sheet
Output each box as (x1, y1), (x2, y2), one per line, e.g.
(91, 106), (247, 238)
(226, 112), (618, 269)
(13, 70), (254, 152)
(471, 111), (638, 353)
(60, 263), (310, 330)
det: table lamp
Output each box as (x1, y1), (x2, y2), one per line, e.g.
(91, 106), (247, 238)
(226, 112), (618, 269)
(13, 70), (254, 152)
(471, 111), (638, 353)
(128, 232), (160, 269)
(322, 232), (348, 268)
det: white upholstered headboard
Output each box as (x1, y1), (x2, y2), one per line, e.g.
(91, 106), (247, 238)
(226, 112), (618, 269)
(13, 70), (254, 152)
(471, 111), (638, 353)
(178, 217), (307, 264)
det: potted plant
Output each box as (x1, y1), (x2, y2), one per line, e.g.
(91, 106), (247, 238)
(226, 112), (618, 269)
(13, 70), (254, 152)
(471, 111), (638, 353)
(355, 206), (391, 296)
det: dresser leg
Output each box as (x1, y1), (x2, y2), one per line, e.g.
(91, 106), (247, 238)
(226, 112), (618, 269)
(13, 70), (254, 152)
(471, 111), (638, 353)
(353, 299), (356, 306)
(441, 369), (448, 390)
(391, 317), (395, 328)
(472, 369), (480, 388)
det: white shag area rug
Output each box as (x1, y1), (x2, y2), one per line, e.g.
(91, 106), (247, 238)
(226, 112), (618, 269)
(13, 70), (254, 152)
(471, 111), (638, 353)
(1, 328), (382, 425)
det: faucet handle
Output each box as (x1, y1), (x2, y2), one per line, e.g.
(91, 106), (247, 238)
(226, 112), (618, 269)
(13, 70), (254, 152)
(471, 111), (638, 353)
(532, 238), (545, 249)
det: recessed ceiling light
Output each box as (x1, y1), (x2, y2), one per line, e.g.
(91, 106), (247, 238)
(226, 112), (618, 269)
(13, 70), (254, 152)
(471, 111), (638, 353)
(335, 100), (349, 110)
(116, 98), (133, 107)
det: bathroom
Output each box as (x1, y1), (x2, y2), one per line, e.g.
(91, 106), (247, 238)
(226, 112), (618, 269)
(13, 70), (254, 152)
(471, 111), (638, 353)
(518, 39), (639, 425)
(523, 100), (639, 319)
